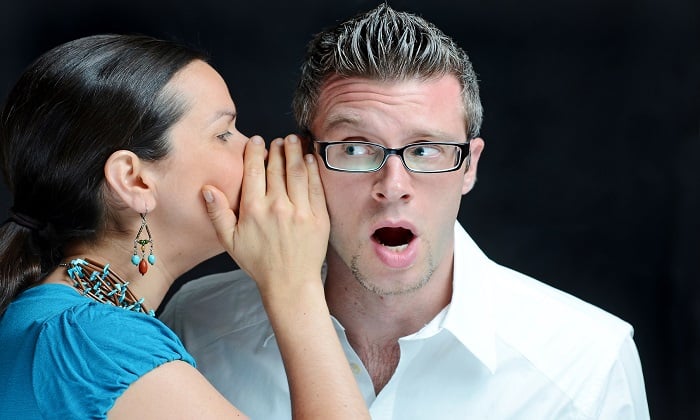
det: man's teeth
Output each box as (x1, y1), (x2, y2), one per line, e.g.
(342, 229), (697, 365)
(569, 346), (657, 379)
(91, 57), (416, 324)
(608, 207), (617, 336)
(382, 243), (408, 252)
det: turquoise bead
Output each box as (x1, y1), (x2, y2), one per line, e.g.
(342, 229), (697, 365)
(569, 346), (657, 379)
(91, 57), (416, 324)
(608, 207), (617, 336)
(131, 255), (140, 265)
(147, 254), (156, 265)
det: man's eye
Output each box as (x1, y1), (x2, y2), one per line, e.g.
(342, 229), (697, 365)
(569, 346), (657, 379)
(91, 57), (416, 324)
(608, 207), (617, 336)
(411, 145), (441, 158)
(343, 144), (371, 156)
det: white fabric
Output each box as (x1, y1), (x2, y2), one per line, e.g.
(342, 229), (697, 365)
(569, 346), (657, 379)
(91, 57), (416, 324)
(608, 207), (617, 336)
(161, 222), (649, 419)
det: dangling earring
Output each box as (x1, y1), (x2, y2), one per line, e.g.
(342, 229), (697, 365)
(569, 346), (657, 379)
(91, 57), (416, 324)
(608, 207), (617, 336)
(131, 212), (156, 275)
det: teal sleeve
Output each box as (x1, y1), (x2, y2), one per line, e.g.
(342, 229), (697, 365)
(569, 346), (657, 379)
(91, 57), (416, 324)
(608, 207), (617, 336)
(32, 302), (195, 419)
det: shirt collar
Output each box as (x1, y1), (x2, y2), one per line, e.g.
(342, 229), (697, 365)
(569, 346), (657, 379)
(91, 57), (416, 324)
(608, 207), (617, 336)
(441, 221), (498, 373)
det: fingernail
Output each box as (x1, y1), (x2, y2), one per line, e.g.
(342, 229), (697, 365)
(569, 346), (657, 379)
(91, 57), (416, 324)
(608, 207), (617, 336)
(251, 136), (263, 144)
(287, 135), (298, 143)
(202, 189), (214, 203)
(305, 154), (316, 164)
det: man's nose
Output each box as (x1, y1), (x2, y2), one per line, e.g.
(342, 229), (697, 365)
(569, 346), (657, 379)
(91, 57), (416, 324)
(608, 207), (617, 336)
(371, 155), (413, 203)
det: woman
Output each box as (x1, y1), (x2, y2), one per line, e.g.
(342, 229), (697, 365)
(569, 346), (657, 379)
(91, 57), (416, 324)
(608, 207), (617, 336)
(0, 34), (368, 419)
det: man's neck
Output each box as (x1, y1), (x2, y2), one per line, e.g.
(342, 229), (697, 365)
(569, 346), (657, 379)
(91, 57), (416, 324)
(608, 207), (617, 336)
(324, 262), (453, 394)
(327, 280), (450, 338)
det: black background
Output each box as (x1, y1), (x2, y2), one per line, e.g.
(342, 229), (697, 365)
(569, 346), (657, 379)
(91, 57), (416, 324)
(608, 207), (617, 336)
(1, 0), (698, 417)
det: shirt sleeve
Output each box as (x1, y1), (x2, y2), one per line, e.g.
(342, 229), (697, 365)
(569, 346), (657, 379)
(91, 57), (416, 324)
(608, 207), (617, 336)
(596, 333), (651, 419)
(32, 301), (195, 419)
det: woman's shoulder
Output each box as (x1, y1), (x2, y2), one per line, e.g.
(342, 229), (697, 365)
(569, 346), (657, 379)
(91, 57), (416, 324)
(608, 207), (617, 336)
(29, 286), (195, 418)
(37, 288), (193, 364)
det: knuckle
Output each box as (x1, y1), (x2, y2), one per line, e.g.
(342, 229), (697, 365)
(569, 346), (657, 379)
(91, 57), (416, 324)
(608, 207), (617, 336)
(286, 166), (307, 179)
(266, 165), (285, 178)
(239, 199), (264, 216)
(246, 165), (265, 177)
(270, 198), (292, 214)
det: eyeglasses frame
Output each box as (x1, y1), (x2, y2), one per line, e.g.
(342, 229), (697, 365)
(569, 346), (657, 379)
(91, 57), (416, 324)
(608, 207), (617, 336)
(312, 139), (472, 173)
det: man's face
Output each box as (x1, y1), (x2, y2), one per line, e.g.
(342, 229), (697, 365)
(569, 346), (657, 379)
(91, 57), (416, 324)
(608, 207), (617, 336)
(310, 74), (484, 296)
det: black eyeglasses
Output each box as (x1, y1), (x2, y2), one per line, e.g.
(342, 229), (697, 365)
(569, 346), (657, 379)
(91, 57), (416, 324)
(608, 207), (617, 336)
(313, 140), (471, 173)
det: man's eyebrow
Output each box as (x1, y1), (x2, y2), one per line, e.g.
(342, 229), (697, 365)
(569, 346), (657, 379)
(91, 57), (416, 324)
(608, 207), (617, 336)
(323, 113), (462, 140)
(323, 113), (362, 131)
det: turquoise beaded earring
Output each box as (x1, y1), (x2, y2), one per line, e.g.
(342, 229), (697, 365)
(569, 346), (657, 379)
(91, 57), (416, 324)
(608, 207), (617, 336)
(131, 212), (156, 275)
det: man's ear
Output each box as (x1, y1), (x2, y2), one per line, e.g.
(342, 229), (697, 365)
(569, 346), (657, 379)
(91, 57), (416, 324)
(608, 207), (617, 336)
(462, 137), (485, 195)
(104, 150), (157, 213)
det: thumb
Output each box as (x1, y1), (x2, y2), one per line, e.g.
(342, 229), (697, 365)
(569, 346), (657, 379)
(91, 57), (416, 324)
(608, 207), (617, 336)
(202, 185), (237, 253)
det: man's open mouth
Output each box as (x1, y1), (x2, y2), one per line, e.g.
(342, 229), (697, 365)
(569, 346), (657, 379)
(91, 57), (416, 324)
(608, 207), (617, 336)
(372, 227), (415, 252)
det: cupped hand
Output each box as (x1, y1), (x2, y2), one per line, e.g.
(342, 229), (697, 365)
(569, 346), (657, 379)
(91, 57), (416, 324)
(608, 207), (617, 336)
(202, 135), (370, 420)
(202, 134), (329, 294)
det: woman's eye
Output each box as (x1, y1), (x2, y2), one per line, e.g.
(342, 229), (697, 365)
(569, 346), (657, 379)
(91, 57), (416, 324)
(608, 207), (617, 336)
(217, 131), (233, 141)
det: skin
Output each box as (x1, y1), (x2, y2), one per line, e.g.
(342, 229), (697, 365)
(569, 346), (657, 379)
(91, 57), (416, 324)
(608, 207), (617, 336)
(39, 60), (369, 419)
(50, 60), (249, 308)
(145, 60), (249, 266)
(311, 74), (485, 393)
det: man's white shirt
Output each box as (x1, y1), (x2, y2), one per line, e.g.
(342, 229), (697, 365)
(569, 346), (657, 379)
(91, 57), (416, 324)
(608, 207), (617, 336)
(161, 222), (649, 419)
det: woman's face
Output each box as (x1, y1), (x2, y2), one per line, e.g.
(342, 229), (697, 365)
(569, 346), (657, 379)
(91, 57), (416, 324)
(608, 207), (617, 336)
(151, 60), (248, 260)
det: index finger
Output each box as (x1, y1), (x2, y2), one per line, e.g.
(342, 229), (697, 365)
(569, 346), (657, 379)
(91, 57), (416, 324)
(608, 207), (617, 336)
(283, 135), (311, 210)
(240, 136), (268, 205)
(305, 153), (328, 220)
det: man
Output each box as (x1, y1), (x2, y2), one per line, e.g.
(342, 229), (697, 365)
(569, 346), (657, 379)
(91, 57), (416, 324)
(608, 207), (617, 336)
(161, 5), (649, 418)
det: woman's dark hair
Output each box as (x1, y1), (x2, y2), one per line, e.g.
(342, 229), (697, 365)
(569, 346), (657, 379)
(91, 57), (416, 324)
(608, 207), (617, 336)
(0, 34), (207, 315)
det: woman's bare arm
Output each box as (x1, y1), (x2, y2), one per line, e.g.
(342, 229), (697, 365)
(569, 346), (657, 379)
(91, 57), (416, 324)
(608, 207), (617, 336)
(109, 360), (247, 419)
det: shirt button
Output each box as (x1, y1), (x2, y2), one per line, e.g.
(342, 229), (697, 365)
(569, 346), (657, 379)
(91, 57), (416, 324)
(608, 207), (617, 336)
(350, 362), (361, 374)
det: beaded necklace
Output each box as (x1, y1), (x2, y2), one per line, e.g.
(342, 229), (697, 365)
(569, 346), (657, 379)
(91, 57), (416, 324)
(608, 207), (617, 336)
(61, 257), (155, 317)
